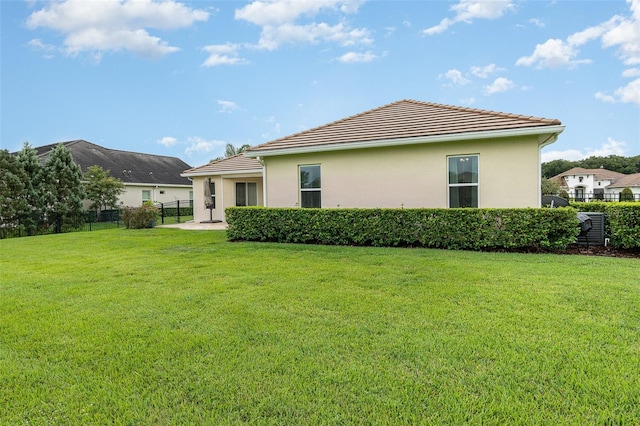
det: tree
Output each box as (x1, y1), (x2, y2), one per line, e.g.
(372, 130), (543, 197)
(211, 143), (251, 162)
(225, 143), (250, 157)
(0, 149), (29, 235)
(83, 165), (125, 217)
(541, 178), (560, 195)
(42, 144), (85, 233)
(16, 142), (46, 235)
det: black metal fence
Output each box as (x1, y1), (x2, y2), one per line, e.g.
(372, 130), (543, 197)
(1, 200), (195, 239)
(159, 200), (194, 224)
(567, 192), (639, 202)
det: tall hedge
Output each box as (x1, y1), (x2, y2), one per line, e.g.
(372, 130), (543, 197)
(226, 207), (580, 250)
(570, 202), (640, 249)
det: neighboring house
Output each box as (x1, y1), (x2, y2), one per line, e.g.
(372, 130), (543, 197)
(184, 99), (564, 222)
(550, 167), (638, 201)
(181, 155), (263, 223)
(36, 140), (193, 207)
(607, 173), (640, 200)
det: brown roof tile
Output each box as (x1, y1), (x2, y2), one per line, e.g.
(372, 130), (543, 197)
(182, 154), (262, 176)
(247, 99), (562, 154)
(606, 172), (640, 188)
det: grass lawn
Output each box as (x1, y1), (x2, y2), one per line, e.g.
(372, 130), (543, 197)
(1, 229), (638, 424)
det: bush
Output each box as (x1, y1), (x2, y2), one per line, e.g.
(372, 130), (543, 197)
(122, 202), (160, 229)
(605, 203), (640, 249)
(569, 201), (640, 249)
(620, 187), (635, 202)
(226, 207), (580, 250)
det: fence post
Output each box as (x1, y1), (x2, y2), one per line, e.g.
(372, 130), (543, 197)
(177, 200), (181, 223)
(161, 203), (165, 224)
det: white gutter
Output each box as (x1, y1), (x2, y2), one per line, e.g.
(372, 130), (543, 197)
(245, 125), (566, 158)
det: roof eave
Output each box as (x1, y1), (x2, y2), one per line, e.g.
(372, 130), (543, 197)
(245, 125), (566, 157)
(181, 168), (263, 178)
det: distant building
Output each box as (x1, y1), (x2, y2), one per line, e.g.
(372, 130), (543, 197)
(550, 167), (640, 201)
(35, 140), (193, 207)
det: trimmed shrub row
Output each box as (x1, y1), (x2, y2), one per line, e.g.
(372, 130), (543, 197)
(570, 202), (640, 249)
(226, 207), (580, 250)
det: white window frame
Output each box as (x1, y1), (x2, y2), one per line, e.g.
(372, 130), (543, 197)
(142, 190), (151, 203)
(299, 164), (321, 208)
(447, 154), (479, 208)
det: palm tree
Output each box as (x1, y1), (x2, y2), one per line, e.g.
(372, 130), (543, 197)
(211, 143), (251, 163)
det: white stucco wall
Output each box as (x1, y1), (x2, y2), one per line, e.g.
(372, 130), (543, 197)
(262, 136), (542, 209)
(117, 184), (192, 207)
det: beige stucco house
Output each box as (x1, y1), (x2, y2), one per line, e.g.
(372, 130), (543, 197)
(183, 100), (564, 222)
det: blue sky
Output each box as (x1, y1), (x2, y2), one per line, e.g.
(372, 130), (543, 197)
(2, 0), (639, 167)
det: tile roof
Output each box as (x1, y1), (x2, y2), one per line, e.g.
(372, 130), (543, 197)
(247, 99), (562, 154)
(606, 172), (640, 188)
(551, 167), (627, 183)
(36, 140), (192, 186)
(182, 154), (262, 176)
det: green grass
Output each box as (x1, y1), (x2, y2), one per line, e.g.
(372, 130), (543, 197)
(1, 229), (639, 425)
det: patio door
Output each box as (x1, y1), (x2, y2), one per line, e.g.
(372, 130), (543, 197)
(236, 182), (257, 206)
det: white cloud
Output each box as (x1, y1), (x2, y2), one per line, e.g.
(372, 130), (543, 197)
(595, 78), (640, 105)
(337, 51), (378, 63)
(235, 0), (363, 26)
(595, 92), (616, 103)
(157, 136), (177, 147)
(614, 78), (640, 104)
(184, 137), (225, 155)
(460, 97), (476, 105)
(27, 38), (56, 58)
(542, 137), (628, 162)
(483, 77), (515, 94)
(622, 67), (640, 77)
(233, 0), (370, 51)
(256, 21), (372, 51)
(516, 38), (591, 69)
(25, 0), (208, 60)
(518, 0), (640, 69)
(423, 0), (514, 35)
(470, 63), (504, 78)
(218, 100), (239, 113)
(443, 69), (471, 85)
(529, 18), (545, 28)
(201, 43), (248, 66)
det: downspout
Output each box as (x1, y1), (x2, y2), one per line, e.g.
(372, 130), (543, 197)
(537, 131), (562, 207)
(258, 157), (267, 207)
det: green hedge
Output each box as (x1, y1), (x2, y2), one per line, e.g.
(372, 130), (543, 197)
(570, 202), (640, 249)
(226, 207), (580, 250)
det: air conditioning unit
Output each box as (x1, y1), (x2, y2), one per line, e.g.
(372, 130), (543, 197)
(576, 212), (605, 246)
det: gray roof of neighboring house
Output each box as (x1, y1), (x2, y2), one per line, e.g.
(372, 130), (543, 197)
(36, 140), (192, 186)
(182, 154), (262, 177)
(606, 172), (640, 188)
(246, 99), (563, 155)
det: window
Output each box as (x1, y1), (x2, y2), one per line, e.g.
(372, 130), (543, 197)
(448, 155), (478, 208)
(236, 182), (257, 206)
(207, 181), (216, 209)
(142, 190), (151, 202)
(299, 165), (321, 208)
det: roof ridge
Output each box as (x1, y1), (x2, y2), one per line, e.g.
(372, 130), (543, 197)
(249, 100), (410, 151)
(406, 99), (561, 124)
